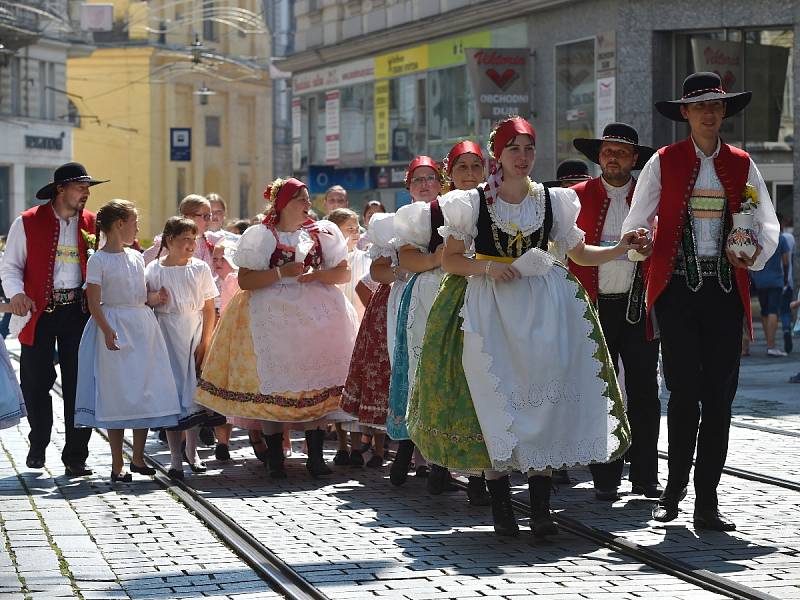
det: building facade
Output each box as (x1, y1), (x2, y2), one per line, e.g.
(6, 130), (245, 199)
(280, 0), (798, 237)
(67, 0), (272, 239)
(0, 0), (93, 236)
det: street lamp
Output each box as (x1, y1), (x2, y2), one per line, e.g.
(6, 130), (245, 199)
(193, 82), (216, 106)
(190, 34), (205, 65)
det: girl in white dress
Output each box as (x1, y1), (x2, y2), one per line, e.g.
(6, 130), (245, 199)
(75, 200), (181, 482)
(0, 303), (26, 430)
(145, 217), (221, 480)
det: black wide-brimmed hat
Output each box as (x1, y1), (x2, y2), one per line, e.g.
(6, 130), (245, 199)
(544, 159), (592, 187)
(36, 162), (109, 200)
(655, 71), (752, 122)
(573, 122), (655, 170)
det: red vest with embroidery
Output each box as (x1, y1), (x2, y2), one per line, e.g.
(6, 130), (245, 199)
(267, 222), (324, 269)
(646, 137), (752, 339)
(568, 176), (648, 303)
(19, 204), (96, 346)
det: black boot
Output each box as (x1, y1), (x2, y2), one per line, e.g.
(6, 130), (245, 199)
(305, 429), (331, 478)
(486, 476), (519, 537)
(389, 439), (414, 486)
(529, 475), (558, 537)
(264, 433), (287, 479)
(427, 464), (457, 494)
(466, 475), (491, 506)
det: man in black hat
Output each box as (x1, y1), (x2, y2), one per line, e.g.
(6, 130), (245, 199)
(544, 159), (593, 188)
(568, 123), (661, 502)
(622, 72), (780, 530)
(0, 162), (108, 475)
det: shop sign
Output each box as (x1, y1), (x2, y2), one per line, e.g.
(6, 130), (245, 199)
(595, 32), (616, 133)
(370, 166), (407, 189)
(375, 45), (429, 78)
(308, 166), (370, 194)
(292, 57), (375, 95)
(374, 80), (390, 164)
(466, 48), (530, 118)
(429, 31), (491, 69)
(169, 128), (191, 161)
(325, 90), (340, 165)
(25, 135), (64, 151)
(291, 98), (301, 140)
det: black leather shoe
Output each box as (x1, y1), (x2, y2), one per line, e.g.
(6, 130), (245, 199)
(214, 443), (230, 462)
(594, 488), (620, 501)
(693, 508), (736, 531)
(110, 471), (132, 483)
(333, 449), (350, 466)
(631, 482), (664, 498)
(26, 455), (45, 469)
(652, 501), (679, 522)
(130, 462), (156, 476)
(167, 468), (184, 481)
(64, 464), (93, 477)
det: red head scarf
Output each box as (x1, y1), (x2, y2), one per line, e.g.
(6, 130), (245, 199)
(262, 178), (307, 225)
(490, 117), (536, 158)
(445, 141), (484, 176)
(404, 156), (441, 188)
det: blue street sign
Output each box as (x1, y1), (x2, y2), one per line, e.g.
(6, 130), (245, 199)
(170, 128), (191, 161)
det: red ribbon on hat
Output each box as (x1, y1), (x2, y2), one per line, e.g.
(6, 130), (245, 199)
(262, 177), (307, 225)
(491, 117), (536, 158)
(405, 156), (440, 188)
(446, 141), (484, 176)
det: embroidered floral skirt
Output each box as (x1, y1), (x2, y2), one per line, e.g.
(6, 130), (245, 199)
(407, 274), (492, 469)
(197, 282), (358, 423)
(410, 266), (630, 473)
(341, 284), (392, 428)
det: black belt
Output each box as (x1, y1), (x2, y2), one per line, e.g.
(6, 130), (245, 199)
(598, 292), (629, 301)
(45, 287), (83, 313)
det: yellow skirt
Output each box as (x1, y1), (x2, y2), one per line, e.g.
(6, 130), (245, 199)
(196, 290), (345, 422)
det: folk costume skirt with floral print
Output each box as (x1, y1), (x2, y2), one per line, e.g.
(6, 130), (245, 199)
(196, 281), (358, 423)
(341, 283), (392, 428)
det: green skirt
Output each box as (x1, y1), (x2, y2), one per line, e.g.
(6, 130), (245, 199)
(407, 274), (492, 470)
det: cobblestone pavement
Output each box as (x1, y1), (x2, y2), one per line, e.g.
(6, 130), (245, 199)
(1, 332), (798, 599)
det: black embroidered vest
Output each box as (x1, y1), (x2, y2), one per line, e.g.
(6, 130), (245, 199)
(474, 186), (552, 259)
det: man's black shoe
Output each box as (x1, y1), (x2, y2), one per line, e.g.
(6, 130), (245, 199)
(631, 482), (664, 498)
(693, 508), (736, 531)
(64, 464), (93, 477)
(594, 487), (620, 501)
(26, 455), (45, 469)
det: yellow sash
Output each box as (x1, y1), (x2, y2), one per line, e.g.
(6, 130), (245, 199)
(475, 253), (515, 264)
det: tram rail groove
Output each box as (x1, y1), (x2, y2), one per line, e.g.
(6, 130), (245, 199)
(114, 429), (331, 600)
(730, 419), (800, 439)
(656, 451), (800, 493)
(7, 351), (328, 600)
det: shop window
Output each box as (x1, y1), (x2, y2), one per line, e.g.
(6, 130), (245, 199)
(555, 38), (595, 164)
(25, 168), (51, 208)
(205, 115), (221, 147)
(674, 29), (793, 151)
(308, 93), (327, 165)
(0, 166), (10, 236)
(427, 65), (476, 161)
(339, 83), (374, 167)
(203, 1), (218, 42)
(390, 74), (427, 162)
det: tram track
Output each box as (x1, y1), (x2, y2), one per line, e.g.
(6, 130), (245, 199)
(9, 350), (328, 600)
(7, 349), (788, 599)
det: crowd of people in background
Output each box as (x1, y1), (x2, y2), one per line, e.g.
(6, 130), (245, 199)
(0, 71), (797, 538)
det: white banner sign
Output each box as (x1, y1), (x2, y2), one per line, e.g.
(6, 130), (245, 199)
(293, 58), (375, 95)
(325, 90), (340, 165)
(291, 98), (301, 140)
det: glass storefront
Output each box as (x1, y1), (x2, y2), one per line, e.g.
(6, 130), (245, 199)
(25, 168), (51, 209)
(674, 28), (794, 151)
(555, 38), (596, 165)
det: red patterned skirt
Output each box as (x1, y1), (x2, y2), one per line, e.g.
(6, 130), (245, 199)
(341, 283), (391, 427)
